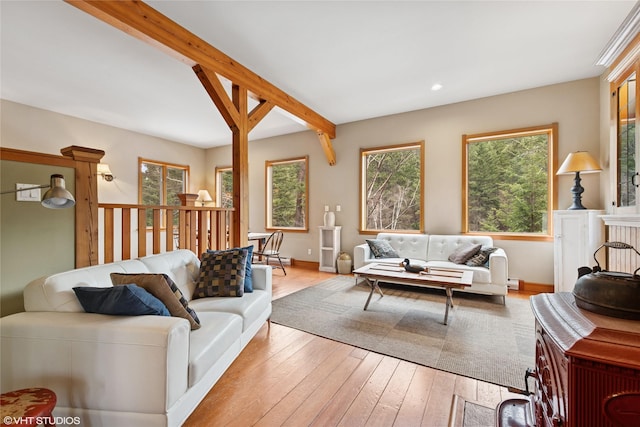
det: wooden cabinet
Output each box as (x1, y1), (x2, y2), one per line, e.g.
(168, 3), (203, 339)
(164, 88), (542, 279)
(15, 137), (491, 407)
(553, 210), (604, 293)
(528, 293), (640, 427)
(319, 226), (341, 272)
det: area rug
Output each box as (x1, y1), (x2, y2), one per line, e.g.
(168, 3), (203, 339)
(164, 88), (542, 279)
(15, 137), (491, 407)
(271, 276), (535, 390)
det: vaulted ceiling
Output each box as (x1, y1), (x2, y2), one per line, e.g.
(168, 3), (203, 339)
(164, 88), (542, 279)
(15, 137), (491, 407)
(1, 1), (636, 148)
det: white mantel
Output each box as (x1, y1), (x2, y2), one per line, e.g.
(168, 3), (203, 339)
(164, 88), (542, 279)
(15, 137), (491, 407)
(600, 214), (640, 227)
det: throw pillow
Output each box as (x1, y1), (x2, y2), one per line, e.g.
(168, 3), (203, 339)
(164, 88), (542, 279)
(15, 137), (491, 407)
(110, 273), (201, 330)
(447, 243), (482, 264)
(366, 239), (399, 258)
(194, 247), (248, 298)
(73, 284), (170, 316)
(208, 245), (254, 293)
(466, 246), (498, 267)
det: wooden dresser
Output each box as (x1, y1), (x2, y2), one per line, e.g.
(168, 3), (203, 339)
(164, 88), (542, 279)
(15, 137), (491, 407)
(527, 292), (640, 427)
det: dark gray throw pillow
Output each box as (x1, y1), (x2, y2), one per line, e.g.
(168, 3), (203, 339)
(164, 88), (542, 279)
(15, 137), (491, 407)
(448, 243), (482, 264)
(466, 246), (498, 267)
(366, 239), (399, 258)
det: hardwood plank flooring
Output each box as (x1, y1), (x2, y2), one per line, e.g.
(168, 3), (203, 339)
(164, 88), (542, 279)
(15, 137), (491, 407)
(184, 266), (531, 427)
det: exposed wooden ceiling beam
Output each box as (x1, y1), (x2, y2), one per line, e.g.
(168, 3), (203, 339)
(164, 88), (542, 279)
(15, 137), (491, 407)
(65, 0), (336, 141)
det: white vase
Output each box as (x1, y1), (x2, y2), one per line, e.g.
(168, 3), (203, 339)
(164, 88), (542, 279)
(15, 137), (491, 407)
(323, 211), (335, 227)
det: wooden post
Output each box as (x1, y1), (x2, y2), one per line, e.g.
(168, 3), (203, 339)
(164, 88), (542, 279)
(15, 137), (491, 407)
(178, 193), (198, 206)
(60, 145), (105, 267)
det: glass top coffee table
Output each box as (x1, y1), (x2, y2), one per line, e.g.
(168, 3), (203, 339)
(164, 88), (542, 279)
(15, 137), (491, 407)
(353, 262), (473, 325)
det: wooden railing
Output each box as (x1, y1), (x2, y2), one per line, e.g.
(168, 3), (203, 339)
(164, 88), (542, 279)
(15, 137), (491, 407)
(98, 204), (234, 263)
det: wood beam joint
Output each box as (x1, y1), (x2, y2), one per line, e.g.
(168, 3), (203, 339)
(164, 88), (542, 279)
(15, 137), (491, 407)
(317, 132), (336, 166)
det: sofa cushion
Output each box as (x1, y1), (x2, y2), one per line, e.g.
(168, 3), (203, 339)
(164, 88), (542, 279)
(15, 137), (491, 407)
(189, 289), (271, 332)
(366, 239), (399, 258)
(110, 273), (201, 330)
(188, 311), (243, 387)
(73, 285), (170, 316)
(207, 245), (254, 293)
(194, 247), (249, 298)
(447, 243), (482, 264)
(466, 246), (498, 267)
(425, 261), (492, 284)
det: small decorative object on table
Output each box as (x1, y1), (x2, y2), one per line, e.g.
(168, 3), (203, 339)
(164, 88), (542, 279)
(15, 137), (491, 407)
(402, 258), (426, 273)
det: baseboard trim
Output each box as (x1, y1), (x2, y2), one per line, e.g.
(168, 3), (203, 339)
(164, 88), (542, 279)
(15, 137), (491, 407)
(520, 281), (553, 294)
(290, 259), (319, 270)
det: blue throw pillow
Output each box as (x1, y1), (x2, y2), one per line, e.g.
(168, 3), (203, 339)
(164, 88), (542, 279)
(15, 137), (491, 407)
(207, 245), (254, 293)
(73, 284), (170, 316)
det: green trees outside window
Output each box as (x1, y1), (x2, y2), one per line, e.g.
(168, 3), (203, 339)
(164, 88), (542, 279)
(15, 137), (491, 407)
(266, 157), (308, 230)
(463, 124), (557, 237)
(139, 158), (188, 227)
(215, 167), (233, 208)
(360, 142), (424, 232)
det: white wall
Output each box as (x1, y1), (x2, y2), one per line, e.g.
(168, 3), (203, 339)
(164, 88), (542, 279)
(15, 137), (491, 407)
(1, 100), (209, 203)
(207, 78), (603, 286)
(2, 77), (603, 286)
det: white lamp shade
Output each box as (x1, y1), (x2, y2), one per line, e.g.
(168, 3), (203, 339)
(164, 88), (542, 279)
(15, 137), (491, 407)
(197, 190), (213, 203)
(97, 163), (113, 175)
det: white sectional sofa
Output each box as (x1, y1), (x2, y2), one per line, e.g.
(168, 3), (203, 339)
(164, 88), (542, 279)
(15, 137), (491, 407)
(354, 233), (509, 301)
(0, 249), (272, 427)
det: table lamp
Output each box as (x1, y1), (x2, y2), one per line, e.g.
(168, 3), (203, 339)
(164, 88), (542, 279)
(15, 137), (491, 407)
(556, 151), (601, 210)
(196, 189), (213, 206)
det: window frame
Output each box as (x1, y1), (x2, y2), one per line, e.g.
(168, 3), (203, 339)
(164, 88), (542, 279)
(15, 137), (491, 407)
(610, 57), (639, 213)
(215, 166), (233, 208)
(138, 157), (190, 228)
(462, 123), (558, 242)
(265, 156), (309, 232)
(359, 141), (425, 234)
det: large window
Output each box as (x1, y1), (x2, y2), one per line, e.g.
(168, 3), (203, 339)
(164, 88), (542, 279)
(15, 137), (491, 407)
(215, 166), (233, 208)
(360, 142), (424, 233)
(139, 158), (189, 226)
(463, 124), (557, 240)
(266, 156), (308, 231)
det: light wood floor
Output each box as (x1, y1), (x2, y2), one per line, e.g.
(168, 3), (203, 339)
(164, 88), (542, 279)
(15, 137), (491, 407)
(183, 266), (531, 427)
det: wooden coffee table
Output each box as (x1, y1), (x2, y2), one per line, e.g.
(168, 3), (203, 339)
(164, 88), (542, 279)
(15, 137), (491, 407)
(353, 262), (473, 325)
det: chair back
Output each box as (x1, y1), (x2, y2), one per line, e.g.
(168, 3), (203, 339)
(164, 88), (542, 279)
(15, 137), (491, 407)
(264, 230), (284, 254)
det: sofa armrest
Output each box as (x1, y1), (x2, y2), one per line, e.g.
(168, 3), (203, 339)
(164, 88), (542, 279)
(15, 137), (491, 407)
(489, 248), (508, 286)
(251, 264), (272, 294)
(0, 311), (190, 414)
(353, 243), (373, 270)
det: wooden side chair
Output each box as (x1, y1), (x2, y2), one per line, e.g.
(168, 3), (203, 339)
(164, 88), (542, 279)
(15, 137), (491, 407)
(253, 230), (286, 275)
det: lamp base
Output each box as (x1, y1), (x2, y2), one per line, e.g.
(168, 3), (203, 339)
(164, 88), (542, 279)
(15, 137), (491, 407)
(567, 171), (587, 210)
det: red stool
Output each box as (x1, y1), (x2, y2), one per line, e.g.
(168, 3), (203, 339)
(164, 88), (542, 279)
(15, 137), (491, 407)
(1, 388), (56, 426)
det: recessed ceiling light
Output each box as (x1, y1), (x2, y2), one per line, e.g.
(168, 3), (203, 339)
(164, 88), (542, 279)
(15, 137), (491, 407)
(431, 83), (443, 91)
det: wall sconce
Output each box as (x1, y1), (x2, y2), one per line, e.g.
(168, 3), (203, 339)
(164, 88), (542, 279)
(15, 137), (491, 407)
(556, 151), (602, 210)
(1, 174), (76, 209)
(97, 163), (114, 182)
(196, 189), (213, 206)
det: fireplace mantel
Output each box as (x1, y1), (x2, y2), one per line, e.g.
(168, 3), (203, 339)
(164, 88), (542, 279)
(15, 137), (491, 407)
(600, 214), (640, 227)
